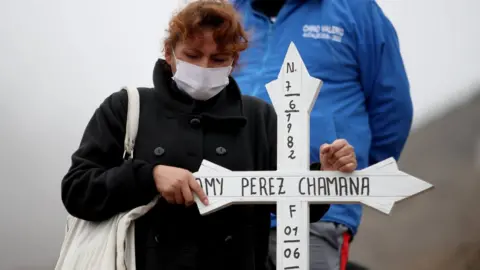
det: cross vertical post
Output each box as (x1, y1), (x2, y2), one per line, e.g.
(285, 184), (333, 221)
(266, 42), (323, 270)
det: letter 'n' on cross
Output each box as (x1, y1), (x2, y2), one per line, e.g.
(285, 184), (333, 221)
(192, 42), (433, 270)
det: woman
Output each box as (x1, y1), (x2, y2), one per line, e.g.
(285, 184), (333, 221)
(61, 1), (358, 269)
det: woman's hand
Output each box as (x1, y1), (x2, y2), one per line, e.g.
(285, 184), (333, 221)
(153, 165), (209, 206)
(320, 139), (357, 173)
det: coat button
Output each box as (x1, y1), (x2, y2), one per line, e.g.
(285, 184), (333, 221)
(154, 147), (165, 156)
(216, 146), (227, 156)
(189, 118), (201, 129)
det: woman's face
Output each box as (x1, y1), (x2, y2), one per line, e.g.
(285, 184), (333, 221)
(166, 30), (235, 73)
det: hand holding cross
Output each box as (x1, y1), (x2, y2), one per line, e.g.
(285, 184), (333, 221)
(320, 139), (357, 173)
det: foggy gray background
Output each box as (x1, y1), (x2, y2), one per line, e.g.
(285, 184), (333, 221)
(1, 0), (479, 269)
(350, 91), (480, 270)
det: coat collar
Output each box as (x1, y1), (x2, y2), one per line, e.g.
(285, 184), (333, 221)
(152, 58), (247, 128)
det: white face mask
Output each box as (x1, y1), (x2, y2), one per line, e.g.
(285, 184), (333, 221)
(171, 53), (233, 101)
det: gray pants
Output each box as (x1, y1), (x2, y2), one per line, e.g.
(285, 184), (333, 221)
(267, 222), (351, 270)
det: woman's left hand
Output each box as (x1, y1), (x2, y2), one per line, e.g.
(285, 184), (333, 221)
(320, 139), (357, 173)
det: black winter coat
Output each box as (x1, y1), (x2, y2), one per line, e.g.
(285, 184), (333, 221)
(61, 59), (330, 270)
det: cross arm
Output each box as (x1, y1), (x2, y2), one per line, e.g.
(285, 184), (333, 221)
(307, 162), (330, 221)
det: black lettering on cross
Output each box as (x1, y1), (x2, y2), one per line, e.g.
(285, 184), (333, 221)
(289, 204), (297, 218)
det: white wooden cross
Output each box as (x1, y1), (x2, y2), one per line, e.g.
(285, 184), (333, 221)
(193, 42), (433, 270)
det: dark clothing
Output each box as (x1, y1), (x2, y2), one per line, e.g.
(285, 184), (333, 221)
(61, 59), (330, 270)
(252, 0), (286, 18)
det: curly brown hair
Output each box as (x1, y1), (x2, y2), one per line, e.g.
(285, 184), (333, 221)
(163, 0), (249, 67)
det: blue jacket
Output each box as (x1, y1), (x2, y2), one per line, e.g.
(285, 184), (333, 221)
(231, 0), (413, 235)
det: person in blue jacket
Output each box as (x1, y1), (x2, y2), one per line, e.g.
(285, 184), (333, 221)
(230, 0), (414, 269)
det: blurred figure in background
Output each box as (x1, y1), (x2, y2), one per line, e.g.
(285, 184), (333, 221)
(230, 0), (414, 269)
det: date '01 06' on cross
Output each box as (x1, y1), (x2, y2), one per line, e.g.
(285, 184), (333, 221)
(192, 42), (434, 270)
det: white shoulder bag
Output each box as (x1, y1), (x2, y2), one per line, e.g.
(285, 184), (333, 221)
(55, 86), (158, 270)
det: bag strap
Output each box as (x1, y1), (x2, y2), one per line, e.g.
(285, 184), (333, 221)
(123, 86), (140, 160)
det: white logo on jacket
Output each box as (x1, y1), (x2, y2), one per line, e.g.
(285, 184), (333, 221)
(303, 24), (344, 43)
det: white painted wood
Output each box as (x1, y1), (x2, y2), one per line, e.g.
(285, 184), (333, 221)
(195, 160), (234, 214)
(195, 158), (422, 215)
(276, 200), (309, 270)
(359, 157), (399, 214)
(192, 42), (434, 270)
(266, 42), (321, 270)
(196, 157), (401, 215)
(265, 42), (322, 172)
(193, 170), (432, 200)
